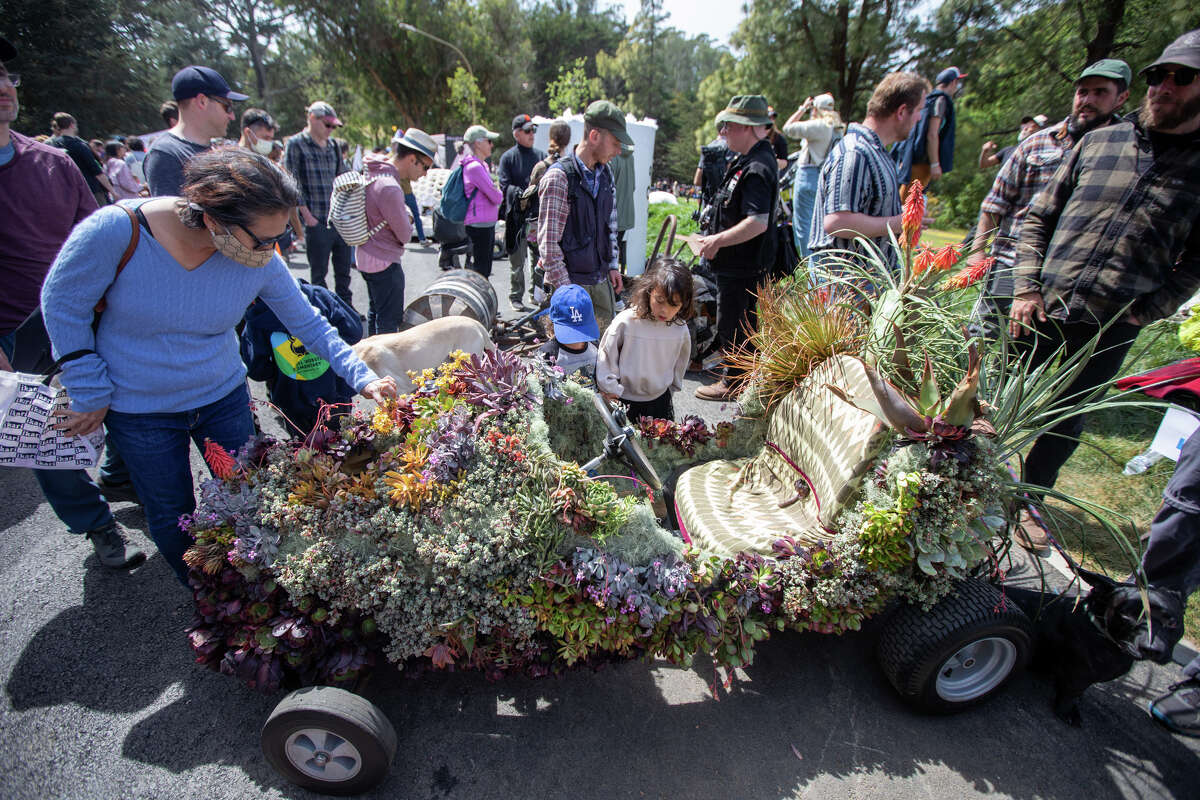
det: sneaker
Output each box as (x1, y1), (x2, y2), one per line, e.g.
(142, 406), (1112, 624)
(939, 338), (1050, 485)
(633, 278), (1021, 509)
(1013, 509), (1050, 553)
(1150, 677), (1200, 737)
(695, 380), (736, 401)
(511, 299), (530, 312)
(98, 477), (141, 505)
(85, 521), (146, 569)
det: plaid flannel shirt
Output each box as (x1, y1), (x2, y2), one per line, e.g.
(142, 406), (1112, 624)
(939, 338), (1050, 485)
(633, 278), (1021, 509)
(283, 131), (347, 224)
(980, 119), (1074, 268)
(536, 152), (618, 288)
(1014, 117), (1200, 324)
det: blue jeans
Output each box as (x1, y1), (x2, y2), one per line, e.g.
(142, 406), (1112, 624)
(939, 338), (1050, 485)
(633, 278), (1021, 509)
(1, 331), (122, 534)
(792, 165), (820, 260)
(305, 223), (356, 310)
(362, 263), (406, 336)
(404, 193), (425, 240)
(103, 383), (256, 583)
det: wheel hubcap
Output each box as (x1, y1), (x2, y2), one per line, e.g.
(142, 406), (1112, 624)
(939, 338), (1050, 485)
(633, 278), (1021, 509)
(935, 636), (1018, 702)
(284, 728), (363, 782)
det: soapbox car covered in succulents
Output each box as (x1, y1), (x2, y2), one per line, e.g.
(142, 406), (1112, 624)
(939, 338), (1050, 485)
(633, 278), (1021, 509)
(182, 199), (1138, 795)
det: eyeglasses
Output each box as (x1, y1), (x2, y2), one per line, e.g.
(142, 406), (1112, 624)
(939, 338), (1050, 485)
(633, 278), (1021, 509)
(322, 121), (337, 130)
(1145, 66), (1198, 87)
(210, 95), (234, 113)
(232, 223), (290, 251)
(418, 157), (433, 172)
(0, 73), (20, 88)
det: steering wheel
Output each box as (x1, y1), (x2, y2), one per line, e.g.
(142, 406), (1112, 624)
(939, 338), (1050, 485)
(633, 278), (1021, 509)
(582, 393), (667, 517)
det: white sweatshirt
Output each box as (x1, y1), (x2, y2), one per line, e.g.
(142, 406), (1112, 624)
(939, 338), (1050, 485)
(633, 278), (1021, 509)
(596, 308), (691, 402)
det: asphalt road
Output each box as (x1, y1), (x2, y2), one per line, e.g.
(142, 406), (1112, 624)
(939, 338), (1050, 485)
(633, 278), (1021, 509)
(1, 239), (1197, 800)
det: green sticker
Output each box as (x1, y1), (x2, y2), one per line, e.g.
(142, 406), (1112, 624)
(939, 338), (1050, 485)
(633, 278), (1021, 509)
(270, 331), (330, 381)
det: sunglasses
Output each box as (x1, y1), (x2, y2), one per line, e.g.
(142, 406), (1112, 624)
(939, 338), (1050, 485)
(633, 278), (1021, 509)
(418, 157), (433, 172)
(0, 73), (20, 88)
(210, 95), (234, 113)
(232, 223), (290, 251)
(1145, 66), (1198, 87)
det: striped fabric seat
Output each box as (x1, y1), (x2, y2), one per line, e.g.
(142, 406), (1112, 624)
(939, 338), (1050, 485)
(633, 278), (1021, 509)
(676, 355), (890, 557)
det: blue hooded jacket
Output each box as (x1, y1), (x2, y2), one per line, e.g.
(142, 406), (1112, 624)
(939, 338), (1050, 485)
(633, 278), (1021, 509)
(240, 281), (362, 436)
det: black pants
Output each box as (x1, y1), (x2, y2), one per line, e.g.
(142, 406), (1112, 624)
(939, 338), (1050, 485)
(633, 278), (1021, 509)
(466, 225), (495, 278)
(623, 389), (675, 424)
(1140, 429), (1200, 677)
(714, 272), (760, 381)
(306, 224), (355, 309)
(1015, 317), (1140, 494)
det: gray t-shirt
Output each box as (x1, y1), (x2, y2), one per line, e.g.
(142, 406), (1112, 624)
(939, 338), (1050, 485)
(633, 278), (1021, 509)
(144, 133), (209, 196)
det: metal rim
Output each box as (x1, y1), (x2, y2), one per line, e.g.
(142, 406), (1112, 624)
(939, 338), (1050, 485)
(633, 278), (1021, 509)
(284, 728), (364, 783)
(934, 636), (1018, 702)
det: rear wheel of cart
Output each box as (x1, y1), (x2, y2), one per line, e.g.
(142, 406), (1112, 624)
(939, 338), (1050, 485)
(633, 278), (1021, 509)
(878, 578), (1032, 713)
(262, 686), (396, 795)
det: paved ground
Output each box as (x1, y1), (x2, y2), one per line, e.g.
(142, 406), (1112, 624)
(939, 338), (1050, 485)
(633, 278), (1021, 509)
(1, 240), (1197, 799)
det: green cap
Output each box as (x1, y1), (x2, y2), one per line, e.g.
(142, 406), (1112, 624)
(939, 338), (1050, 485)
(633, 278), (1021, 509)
(1077, 58), (1132, 86)
(715, 95), (773, 127)
(583, 100), (633, 146)
(464, 124), (500, 144)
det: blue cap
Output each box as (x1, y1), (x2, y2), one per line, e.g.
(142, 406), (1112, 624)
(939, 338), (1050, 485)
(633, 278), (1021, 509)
(549, 285), (599, 344)
(935, 66), (968, 85)
(171, 65), (249, 102)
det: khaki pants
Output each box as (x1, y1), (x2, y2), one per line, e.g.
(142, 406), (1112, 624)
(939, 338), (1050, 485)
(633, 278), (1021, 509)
(583, 279), (616, 337)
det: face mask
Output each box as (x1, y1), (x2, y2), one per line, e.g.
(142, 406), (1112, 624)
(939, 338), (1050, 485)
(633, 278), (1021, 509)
(251, 138), (274, 156)
(210, 225), (275, 268)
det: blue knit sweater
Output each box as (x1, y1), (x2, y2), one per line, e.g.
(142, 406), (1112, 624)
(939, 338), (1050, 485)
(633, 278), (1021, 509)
(41, 202), (378, 414)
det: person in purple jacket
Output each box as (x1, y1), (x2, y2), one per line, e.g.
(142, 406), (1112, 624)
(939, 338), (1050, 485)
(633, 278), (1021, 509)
(460, 124), (503, 278)
(357, 128), (437, 335)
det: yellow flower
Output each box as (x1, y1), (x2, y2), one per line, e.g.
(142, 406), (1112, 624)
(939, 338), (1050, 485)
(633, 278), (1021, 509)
(371, 405), (395, 434)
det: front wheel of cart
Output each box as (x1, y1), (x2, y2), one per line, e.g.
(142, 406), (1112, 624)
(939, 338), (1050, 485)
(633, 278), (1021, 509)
(262, 686), (396, 795)
(878, 578), (1032, 714)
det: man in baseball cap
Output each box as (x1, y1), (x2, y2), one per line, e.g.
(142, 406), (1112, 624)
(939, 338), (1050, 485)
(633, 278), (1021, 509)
(284, 100), (356, 309)
(144, 65), (246, 195)
(499, 113), (547, 310)
(903, 66), (966, 186)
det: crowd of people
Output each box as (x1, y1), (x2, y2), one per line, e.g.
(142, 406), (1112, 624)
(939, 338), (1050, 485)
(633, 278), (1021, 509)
(2, 25), (1200, 734)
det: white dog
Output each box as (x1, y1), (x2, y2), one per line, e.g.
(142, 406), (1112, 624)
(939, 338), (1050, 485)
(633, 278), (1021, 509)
(352, 316), (493, 393)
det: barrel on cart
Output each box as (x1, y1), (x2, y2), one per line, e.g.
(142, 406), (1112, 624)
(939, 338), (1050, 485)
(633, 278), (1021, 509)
(401, 269), (498, 332)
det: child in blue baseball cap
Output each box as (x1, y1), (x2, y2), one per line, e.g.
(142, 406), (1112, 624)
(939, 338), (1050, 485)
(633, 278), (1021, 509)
(539, 285), (600, 381)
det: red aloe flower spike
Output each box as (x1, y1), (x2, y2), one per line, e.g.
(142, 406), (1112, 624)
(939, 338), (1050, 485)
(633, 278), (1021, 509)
(912, 246), (935, 275)
(901, 179), (925, 250)
(943, 257), (994, 290)
(933, 243), (961, 272)
(203, 438), (238, 480)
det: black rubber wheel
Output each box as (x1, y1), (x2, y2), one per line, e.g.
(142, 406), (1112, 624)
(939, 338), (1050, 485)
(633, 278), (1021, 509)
(877, 579), (1032, 714)
(261, 686), (397, 795)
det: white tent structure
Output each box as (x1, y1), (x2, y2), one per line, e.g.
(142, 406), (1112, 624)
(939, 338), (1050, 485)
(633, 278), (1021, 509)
(531, 111), (657, 277)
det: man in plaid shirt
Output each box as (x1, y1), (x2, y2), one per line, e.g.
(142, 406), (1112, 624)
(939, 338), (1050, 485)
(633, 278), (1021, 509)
(1007, 32), (1200, 550)
(968, 59), (1130, 325)
(285, 101), (353, 309)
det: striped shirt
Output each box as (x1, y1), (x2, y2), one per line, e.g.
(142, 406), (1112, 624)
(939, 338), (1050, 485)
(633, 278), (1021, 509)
(1014, 117), (1200, 325)
(809, 123), (902, 270)
(283, 131), (347, 224)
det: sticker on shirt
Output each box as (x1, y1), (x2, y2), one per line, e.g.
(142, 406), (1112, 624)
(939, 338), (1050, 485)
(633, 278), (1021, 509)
(270, 331), (330, 381)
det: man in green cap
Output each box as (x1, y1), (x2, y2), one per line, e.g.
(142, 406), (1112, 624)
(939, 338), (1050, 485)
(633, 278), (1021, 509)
(536, 99), (632, 333)
(693, 95), (780, 401)
(967, 58), (1131, 389)
(1006, 31), (1200, 552)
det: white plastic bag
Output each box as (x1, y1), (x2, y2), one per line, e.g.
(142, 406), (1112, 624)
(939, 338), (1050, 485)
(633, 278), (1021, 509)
(0, 371), (105, 470)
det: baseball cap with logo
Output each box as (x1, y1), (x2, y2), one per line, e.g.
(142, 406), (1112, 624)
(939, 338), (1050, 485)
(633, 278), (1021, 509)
(1077, 58), (1133, 86)
(936, 66), (968, 85)
(1141, 29), (1200, 73)
(171, 66), (249, 102)
(584, 100), (634, 146)
(512, 113), (536, 132)
(549, 285), (599, 344)
(307, 101), (343, 127)
(391, 127), (437, 161)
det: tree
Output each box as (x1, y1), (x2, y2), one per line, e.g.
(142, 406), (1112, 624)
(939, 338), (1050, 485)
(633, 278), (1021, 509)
(190, 0), (290, 110)
(546, 58), (599, 116)
(526, 0), (625, 114)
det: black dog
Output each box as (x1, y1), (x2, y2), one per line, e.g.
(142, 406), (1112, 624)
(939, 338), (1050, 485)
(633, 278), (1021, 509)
(1004, 569), (1185, 726)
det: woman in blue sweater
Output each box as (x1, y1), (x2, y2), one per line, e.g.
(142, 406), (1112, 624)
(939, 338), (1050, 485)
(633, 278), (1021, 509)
(43, 149), (397, 583)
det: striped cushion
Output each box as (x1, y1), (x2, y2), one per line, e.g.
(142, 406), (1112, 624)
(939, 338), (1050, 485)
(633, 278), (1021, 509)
(676, 355), (890, 556)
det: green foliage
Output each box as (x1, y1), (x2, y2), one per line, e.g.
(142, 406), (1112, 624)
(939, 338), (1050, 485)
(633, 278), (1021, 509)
(446, 66), (484, 124)
(859, 471), (918, 572)
(546, 58), (599, 116)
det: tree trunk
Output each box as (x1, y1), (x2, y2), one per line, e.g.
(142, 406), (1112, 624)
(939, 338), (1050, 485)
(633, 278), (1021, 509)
(1081, 0), (1127, 64)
